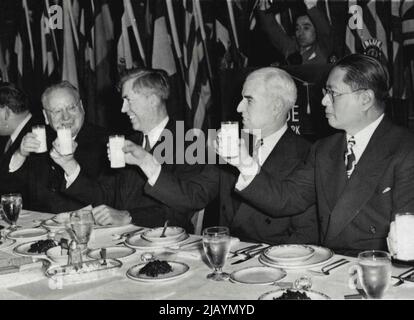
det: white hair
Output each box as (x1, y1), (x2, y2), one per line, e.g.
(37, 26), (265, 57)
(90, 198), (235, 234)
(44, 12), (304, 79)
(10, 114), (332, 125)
(246, 67), (297, 112)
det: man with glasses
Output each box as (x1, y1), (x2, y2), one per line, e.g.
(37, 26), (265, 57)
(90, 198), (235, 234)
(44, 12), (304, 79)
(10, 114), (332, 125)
(218, 54), (414, 256)
(51, 69), (211, 230)
(10, 81), (109, 213)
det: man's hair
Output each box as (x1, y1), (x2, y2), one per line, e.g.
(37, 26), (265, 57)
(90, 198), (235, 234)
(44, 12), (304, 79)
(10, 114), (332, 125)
(334, 54), (389, 109)
(0, 83), (28, 114)
(247, 67), (297, 111)
(118, 68), (170, 101)
(41, 81), (80, 109)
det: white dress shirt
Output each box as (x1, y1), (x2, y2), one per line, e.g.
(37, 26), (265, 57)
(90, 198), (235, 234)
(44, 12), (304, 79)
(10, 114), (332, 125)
(235, 124), (288, 190)
(346, 113), (384, 165)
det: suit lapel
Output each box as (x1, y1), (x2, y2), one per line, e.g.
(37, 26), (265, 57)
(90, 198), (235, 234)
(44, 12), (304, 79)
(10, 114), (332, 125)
(319, 133), (348, 212)
(325, 118), (394, 241)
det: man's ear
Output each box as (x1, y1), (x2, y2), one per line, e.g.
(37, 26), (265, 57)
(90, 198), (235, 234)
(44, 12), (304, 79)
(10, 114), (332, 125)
(42, 109), (49, 125)
(360, 89), (375, 111)
(272, 98), (283, 117)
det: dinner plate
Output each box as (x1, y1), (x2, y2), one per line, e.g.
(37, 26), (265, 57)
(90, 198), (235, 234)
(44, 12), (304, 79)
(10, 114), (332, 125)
(41, 219), (67, 231)
(126, 261), (190, 282)
(125, 233), (189, 250)
(87, 247), (136, 260)
(7, 228), (48, 240)
(230, 266), (286, 285)
(259, 245), (334, 270)
(13, 241), (49, 257)
(258, 289), (330, 300)
(0, 238), (16, 250)
(263, 245), (315, 265)
(141, 227), (185, 243)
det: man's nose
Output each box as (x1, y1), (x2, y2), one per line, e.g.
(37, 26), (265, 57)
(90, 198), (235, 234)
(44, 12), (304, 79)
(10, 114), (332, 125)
(61, 109), (71, 121)
(236, 101), (244, 113)
(121, 100), (128, 113)
(321, 94), (331, 108)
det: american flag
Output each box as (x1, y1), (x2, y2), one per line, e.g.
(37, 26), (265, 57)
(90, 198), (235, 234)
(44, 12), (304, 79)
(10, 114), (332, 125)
(183, 0), (212, 130)
(40, 0), (57, 77)
(345, 0), (390, 61)
(62, 0), (79, 88)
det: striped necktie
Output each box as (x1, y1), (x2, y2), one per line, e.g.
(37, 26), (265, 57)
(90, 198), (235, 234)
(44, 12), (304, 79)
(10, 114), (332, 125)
(344, 136), (356, 178)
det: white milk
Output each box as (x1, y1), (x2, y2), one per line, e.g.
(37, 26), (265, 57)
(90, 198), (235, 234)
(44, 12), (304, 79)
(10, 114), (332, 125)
(32, 125), (47, 153)
(220, 122), (239, 158)
(395, 213), (414, 261)
(109, 135), (125, 168)
(57, 127), (73, 155)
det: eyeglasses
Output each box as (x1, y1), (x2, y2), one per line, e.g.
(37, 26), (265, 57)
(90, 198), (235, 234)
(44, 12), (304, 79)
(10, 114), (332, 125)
(322, 88), (367, 102)
(45, 102), (80, 118)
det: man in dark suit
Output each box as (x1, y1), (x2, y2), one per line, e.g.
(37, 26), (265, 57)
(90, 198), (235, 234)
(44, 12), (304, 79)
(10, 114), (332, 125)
(220, 54), (414, 256)
(0, 84), (44, 198)
(52, 69), (206, 231)
(131, 67), (318, 245)
(10, 81), (108, 213)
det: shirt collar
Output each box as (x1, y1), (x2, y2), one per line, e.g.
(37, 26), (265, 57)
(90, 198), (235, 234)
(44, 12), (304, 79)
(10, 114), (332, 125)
(10, 113), (32, 143)
(346, 113), (384, 144)
(145, 116), (169, 148)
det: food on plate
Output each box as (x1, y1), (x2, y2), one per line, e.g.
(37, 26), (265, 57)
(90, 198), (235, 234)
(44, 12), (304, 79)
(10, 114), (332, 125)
(273, 289), (311, 300)
(138, 260), (172, 277)
(28, 239), (57, 253)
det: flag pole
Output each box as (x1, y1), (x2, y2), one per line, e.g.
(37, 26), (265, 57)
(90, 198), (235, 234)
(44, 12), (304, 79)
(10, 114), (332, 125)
(226, 0), (239, 49)
(124, 0), (147, 66)
(194, 0), (213, 82)
(166, 0), (185, 79)
(67, 0), (79, 49)
(22, 0), (35, 68)
(45, 0), (60, 61)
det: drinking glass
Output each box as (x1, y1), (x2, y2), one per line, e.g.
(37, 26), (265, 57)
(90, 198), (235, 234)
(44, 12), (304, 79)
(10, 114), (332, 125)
(69, 209), (94, 250)
(0, 193), (22, 230)
(349, 250), (391, 299)
(202, 226), (231, 281)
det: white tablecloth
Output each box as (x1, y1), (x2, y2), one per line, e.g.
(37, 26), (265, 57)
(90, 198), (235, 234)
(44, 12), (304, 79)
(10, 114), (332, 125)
(0, 210), (413, 300)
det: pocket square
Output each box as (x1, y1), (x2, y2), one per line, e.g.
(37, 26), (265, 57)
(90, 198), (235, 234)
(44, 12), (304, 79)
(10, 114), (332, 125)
(382, 187), (391, 194)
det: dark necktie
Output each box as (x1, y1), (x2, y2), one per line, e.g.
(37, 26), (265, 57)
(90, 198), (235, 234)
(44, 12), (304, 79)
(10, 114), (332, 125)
(344, 136), (356, 178)
(144, 134), (151, 152)
(3, 138), (12, 154)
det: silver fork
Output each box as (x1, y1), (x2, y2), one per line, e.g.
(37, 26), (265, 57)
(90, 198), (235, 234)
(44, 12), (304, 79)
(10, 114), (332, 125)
(229, 244), (262, 258)
(231, 245), (270, 265)
(307, 259), (349, 276)
(392, 267), (414, 287)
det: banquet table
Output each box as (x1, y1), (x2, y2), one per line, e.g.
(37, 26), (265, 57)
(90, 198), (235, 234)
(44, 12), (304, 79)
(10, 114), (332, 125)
(0, 210), (413, 300)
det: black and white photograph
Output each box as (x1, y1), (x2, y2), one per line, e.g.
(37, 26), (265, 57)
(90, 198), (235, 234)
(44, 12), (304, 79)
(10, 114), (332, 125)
(0, 0), (414, 306)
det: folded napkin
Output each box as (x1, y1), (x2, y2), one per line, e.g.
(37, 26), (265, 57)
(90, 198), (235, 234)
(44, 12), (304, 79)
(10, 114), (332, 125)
(170, 237), (240, 260)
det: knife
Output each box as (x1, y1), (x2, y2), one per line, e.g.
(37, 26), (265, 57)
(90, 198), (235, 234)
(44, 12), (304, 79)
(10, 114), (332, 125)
(229, 244), (262, 258)
(231, 246), (269, 265)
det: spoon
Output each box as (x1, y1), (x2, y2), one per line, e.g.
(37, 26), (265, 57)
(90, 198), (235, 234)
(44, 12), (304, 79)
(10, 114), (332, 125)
(160, 220), (169, 238)
(100, 248), (107, 266)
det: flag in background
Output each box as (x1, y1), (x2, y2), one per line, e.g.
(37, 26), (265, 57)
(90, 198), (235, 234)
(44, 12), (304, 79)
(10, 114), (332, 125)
(40, 0), (56, 77)
(92, 0), (114, 127)
(62, 0), (79, 88)
(152, 0), (176, 76)
(0, 42), (9, 82)
(183, 0), (212, 130)
(345, 0), (390, 61)
(401, 0), (414, 47)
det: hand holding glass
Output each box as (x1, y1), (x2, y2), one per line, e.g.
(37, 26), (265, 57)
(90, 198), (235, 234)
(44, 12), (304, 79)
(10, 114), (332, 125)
(0, 193), (22, 230)
(202, 226), (231, 281)
(348, 250), (391, 299)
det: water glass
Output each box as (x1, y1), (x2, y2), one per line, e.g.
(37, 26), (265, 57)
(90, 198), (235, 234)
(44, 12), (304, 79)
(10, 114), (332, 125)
(202, 226), (231, 281)
(349, 250), (391, 299)
(69, 209), (94, 250)
(0, 193), (22, 229)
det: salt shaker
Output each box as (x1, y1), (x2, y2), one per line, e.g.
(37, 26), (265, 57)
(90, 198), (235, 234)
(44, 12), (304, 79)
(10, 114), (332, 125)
(68, 240), (83, 269)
